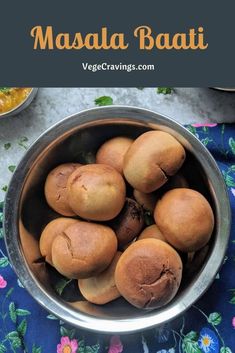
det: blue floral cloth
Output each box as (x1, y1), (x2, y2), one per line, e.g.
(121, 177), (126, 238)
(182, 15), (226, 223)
(0, 124), (235, 353)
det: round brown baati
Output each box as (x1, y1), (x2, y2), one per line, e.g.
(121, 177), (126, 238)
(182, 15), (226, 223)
(78, 252), (122, 305)
(110, 198), (144, 248)
(44, 163), (81, 216)
(154, 188), (214, 252)
(51, 221), (117, 279)
(96, 136), (133, 175)
(39, 217), (79, 265)
(115, 239), (183, 309)
(138, 224), (167, 242)
(123, 131), (186, 193)
(67, 164), (126, 221)
(133, 189), (158, 212)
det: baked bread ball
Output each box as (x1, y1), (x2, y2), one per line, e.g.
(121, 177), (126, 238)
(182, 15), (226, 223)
(20, 221), (49, 286)
(110, 198), (144, 248)
(45, 163), (81, 216)
(78, 252), (122, 305)
(133, 189), (158, 212)
(123, 131), (186, 193)
(51, 221), (117, 279)
(138, 224), (167, 242)
(67, 164), (126, 221)
(115, 239), (182, 309)
(96, 137), (133, 175)
(39, 218), (79, 265)
(154, 188), (214, 252)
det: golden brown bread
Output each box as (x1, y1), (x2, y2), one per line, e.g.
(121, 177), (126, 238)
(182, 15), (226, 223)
(154, 188), (214, 252)
(115, 239), (182, 309)
(78, 252), (122, 305)
(138, 224), (167, 242)
(123, 131), (186, 193)
(67, 164), (126, 221)
(39, 217), (79, 265)
(51, 221), (117, 279)
(96, 137), (133, 175)
(44, 163), (81, 216)
(133, 189), (158, 212)
(110, 198), (144, 248)
(19, 221), (49, 285)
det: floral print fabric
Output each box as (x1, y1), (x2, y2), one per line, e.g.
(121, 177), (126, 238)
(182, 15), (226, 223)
(0, 124), (235, 352)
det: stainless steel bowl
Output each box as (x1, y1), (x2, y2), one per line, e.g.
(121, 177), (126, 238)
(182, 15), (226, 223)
(0, 88), (38, 118)
(3, 106), (231, 333)
(213, 87), (235, 92)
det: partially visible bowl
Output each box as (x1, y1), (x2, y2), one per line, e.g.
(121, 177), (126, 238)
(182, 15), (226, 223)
(213, 87), (235, 92)
(3, 106), (231, 333)
(0, 88), (38, 118)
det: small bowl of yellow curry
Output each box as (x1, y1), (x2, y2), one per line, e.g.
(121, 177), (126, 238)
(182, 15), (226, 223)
(0, 87), (38, 118)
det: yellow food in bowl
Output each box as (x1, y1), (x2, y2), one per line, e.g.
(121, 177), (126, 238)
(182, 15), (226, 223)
(0, 87), (32, 114)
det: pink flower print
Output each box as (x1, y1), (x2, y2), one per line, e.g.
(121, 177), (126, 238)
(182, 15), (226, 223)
(231, 188), (235, 197)
(232, 317), (235, 329)
(57, 336), (78, 353)
(0, 275), (7, 288)
(191, 123), (217, 127)
(108, 335), (123, 353)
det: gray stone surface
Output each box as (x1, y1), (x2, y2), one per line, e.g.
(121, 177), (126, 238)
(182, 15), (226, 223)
(0, 87), (235, 200)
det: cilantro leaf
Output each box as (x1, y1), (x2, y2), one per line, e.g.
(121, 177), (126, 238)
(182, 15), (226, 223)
(4, 143), (11, 150)
(157, 87), (173, 95)
(94, 96), (113, 106)
(55, 278), (72, 295)
(18, 136), (29, 149)
(0, 87), (11, 93)
(8, 165), (16, 173)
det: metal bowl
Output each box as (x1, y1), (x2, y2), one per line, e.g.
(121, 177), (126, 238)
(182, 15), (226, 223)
(3, 106), (231, 333)
(213, 88), (235, 92)
(0, 88), (38, 118)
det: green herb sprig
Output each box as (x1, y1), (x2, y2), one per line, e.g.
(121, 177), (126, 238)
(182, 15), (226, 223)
(0, 87), (11, 94)
(8, 165), (16, 173)
(94, 96), (113, 106)
(157, 87), (173, 95)
(4, 143), (11, 150)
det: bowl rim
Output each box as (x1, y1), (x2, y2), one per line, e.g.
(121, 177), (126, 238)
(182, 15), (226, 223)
(213, 87), (235, 92)
(3, 105), (231, 333)
(0, 87), (38, 118)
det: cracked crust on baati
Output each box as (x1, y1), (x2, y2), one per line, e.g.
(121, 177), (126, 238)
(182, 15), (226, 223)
(115, 238), (182, 309)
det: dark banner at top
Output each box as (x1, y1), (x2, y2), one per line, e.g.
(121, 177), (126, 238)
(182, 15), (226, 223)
(0, 0), (235, 86)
